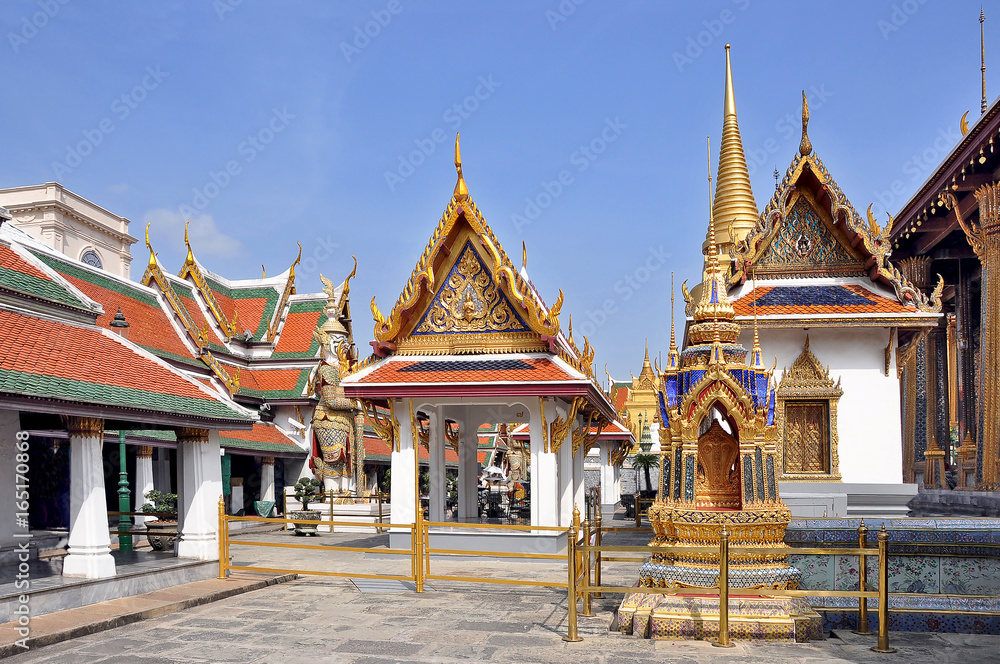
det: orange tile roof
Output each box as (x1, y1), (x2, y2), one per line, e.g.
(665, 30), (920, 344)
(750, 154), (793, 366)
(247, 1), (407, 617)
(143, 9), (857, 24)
(357, 357), (573, 384)
(732, 284), (912, 316)
(0, 308), (250, 422)
(238, 367), (311, 399)
(219, 422), (303, 453)
(362, 435), (459, 464)
(176, 290), (226, 344)
(1, 245), (50, 281)
(273, 301), (324, 358)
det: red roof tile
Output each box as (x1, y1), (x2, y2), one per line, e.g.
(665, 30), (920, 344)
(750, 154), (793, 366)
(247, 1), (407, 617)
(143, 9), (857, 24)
(273, 303), (324, 357)
(357, 357), (573, 384)
(1, 246), (51, 281)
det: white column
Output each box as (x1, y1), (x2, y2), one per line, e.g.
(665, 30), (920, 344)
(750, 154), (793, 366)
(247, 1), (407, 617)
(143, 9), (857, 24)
(573, 435), (585, 521)
(557, 421), (574, 528)
(0, 410), (19, 553)
(530, 398), (559, 527)
(133, 446), (155, 540)
(175, 428), (223, 561)
(599, 444), (616, 508)
(390, 399), (416, 525)
(260, 457), (275, 503)
(428, 408), (446, 522)
(63, 417), (116, 579)
(457, 416), (477, 519)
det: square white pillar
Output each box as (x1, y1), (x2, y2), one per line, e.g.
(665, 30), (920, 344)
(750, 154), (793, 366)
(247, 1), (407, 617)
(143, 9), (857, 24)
(457, 417), (477, 519)
(530, 399), (558, 527)
(133, 446), (155, 541)
(176, 428), (223, 561)
(573, 438), (585, 521)
(63, 417), (116, 579)
(260, 457), (275, 504)
(558, 429), (574, 528)
(390, 399), (416, 525)
(599, 444), (619, 508)
(428, 408), (446, 522)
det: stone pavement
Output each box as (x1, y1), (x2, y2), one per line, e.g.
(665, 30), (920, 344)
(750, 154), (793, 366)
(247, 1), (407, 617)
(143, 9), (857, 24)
(5, 528), (1000, 663)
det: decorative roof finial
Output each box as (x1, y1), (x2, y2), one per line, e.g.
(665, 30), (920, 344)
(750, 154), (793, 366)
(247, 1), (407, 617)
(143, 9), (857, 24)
(982, 7), (988, 115)
(522, 241), (527, 270)
(183, 219), (196, 267)
(288, 241), (303, 282)
(261, 264), (266, 279)
(707, 44), (758, 262)
(454, 133), (468, 201)
(799, 91), (812, 156)
(750, 271), (765, 369)
(145, 223), (158, 270)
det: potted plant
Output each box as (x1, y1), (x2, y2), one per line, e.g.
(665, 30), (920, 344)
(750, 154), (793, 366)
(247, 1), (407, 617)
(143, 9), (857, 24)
(290, 477), (323, 536)
(141, 490), (178, 552)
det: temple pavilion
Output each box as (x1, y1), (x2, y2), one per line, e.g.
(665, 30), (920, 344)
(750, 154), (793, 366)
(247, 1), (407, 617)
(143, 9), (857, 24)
(341, 137), (626, 552)
(685, 46), (942, 518)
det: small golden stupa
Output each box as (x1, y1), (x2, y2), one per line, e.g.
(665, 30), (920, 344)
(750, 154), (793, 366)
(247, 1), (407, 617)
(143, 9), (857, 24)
(616, 45), (822, 643)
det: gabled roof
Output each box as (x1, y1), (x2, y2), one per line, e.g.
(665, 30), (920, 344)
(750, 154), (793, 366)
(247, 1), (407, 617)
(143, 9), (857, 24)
(728, 102), (942, 316)
(235, 366), (312, 400)
(0, 243), (94, 314)
(0, 306), (255, 428)
(218, 422), (306, 457)
(272, 297), (327, 359)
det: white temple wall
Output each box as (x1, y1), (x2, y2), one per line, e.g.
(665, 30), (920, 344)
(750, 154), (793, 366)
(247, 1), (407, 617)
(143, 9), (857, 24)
(741, 326), (903, 485)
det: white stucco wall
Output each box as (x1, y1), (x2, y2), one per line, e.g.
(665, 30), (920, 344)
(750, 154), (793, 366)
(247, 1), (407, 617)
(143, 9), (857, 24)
(740, 326), (902, 484)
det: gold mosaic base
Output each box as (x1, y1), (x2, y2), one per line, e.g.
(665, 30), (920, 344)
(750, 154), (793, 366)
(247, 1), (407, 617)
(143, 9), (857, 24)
(617, 592), (823, 643)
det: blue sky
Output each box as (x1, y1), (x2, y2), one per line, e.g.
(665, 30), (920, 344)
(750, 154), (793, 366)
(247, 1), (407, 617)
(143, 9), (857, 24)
(0, 1), (991, 380)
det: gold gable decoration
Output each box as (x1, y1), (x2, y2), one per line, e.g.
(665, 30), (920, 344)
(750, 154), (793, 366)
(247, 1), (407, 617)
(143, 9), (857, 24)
(730, 95), (942, 314)
(370, 135), (564, 354)
(179, 220), (238, 340)
(774, 336), (842, 481)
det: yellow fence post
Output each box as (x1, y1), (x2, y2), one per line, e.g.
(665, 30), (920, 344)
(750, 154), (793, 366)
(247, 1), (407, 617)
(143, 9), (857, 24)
(593, 506), (603, 599)
(377, 491), (384, 534)
(217, 495), (227, 579)
(581, 518), (593, 617)
(712, 524), (734, 648)
(854, 519), (870, 635)
(871, 525), (896, 653)
(328, 490), (335, 534)
(415, 504), (424, 593)
(563, 523), (583, 642)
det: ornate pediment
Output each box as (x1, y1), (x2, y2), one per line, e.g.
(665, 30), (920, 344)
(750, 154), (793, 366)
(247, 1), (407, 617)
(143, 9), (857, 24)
(411, 241), (530, 336)
(778, 336), (842, 397)
(754, 194), (864, 277)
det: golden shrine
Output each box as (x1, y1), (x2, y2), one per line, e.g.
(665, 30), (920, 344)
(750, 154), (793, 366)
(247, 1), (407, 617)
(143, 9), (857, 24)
(616, 45), (822, 642)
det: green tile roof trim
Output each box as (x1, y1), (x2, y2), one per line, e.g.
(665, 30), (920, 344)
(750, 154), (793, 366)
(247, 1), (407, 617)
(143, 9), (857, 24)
(0, 264), (89, 309)
(32, 251), (162, 309)
(217, 433), (305, 455)
(105, 429), (177, 442)
(0, 367), (252, 422)
(141, 347), (205, 369)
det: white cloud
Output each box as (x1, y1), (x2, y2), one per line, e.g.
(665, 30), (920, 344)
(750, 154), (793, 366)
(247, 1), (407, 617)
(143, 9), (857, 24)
(142, 208), (243, 258)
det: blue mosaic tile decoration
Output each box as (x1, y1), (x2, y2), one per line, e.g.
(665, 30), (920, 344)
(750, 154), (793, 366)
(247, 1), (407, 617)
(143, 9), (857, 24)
(915, 340), (927, 461)
(661, 454), (671, 497)
(684, 456), (695, 501)
(673, 448), (682, 500)
(754, 285), (875, 308)
(743, 454), (754, 504)
(754, 447), (765, 502)
(638, 560), (802, 589)
(766, 456), (776, 501)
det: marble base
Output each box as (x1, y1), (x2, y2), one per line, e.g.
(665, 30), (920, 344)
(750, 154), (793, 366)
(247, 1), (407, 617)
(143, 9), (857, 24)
(617, 592), (823, 642)
(61, 549), (116, 579)
(779, 482), (917, 518)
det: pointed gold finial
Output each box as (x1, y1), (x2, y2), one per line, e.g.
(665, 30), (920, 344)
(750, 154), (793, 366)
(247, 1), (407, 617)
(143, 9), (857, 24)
(522, 241), (528, 270)
(343, 255), (358, 297)
(261, 264), (266, 279)
(288, 242), (303, 281)
(145, 223), (158, 270)
(667, 273), (679, 370)
(454, 133), (468, 201)
(568, 314), (574, 346)
(706, 44), (759, 264)
(183, 220), (195, 266)
(799, 91), (812, 156)
(750, 271), (765, 369)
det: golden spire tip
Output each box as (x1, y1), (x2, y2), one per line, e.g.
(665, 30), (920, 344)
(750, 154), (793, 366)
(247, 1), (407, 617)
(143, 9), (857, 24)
(454, 133), (468, 201)
(799, 91), (812, 156)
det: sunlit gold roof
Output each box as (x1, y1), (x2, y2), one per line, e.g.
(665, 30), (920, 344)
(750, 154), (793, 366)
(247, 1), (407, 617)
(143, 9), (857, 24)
(690, 222), (740, 345)
(704, 44), (759, 265)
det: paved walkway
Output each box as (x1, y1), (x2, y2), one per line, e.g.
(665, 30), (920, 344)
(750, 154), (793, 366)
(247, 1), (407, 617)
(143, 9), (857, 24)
(5, 528), (1000, 663)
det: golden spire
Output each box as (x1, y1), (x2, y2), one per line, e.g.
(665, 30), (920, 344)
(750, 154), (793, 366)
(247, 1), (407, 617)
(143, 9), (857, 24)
(749, 271), (765, 369)
(691, 217), (739, 346)
(289, 242), (302, 281)
(705, 44), (759, 263)
(145, 223), (158, 270)
(667, 272), (679, 370)
(522, 241), (527, 270)
(639, 338), (655, 382)
(261, 264), (266, 279)
(982, 8), (988, 115)
(799, 91), (812, 156)
(183, 220), (195, 267)
(454, 133), (468, 201)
